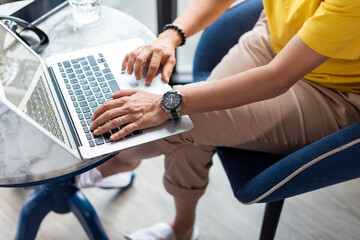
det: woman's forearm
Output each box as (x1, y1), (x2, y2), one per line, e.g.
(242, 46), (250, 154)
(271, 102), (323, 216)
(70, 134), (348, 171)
(180, 35), (329, 115)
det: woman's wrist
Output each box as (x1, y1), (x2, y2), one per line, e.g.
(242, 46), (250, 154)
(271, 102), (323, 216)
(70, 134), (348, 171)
(158, 28), (184, 48)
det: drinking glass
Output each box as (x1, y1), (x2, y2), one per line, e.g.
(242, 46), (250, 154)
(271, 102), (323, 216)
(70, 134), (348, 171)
(69, 0), (102, 24)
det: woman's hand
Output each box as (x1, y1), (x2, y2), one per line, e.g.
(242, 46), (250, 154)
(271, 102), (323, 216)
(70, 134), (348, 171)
(89, 89), (169, 141)
(122, 31), (180, 86)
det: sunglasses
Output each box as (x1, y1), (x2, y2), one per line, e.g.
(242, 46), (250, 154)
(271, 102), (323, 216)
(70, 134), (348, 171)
(0, 15), (49, 54)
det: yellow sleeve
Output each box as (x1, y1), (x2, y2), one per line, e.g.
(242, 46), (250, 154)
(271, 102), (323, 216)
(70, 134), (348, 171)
(298, 0), (360, 60)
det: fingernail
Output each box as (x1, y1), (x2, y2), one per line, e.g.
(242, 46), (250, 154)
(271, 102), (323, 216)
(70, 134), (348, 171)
(110, 135), (115, 140)
(94, 129), (99, 135)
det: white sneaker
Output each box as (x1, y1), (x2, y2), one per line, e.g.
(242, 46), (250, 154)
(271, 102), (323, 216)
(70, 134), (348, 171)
(76, 168), (135, 189)
(95, 171), (135, 189)
(125, 222), (199, 240)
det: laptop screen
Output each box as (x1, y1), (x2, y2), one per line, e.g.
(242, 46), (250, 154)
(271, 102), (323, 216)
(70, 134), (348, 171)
(0, 23), (69, 145)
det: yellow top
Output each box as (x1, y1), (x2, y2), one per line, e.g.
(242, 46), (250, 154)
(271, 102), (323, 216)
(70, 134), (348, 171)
(263, 0), (360, 93)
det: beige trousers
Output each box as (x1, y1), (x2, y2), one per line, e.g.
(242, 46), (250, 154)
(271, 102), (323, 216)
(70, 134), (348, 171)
(118, 12), (360, 202)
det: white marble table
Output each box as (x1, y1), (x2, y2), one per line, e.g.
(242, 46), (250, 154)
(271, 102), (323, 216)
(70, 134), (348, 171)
(0, 1), (156, 186)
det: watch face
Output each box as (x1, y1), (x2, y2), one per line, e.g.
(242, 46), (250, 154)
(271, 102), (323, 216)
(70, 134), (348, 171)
(163, 91), (182, 110)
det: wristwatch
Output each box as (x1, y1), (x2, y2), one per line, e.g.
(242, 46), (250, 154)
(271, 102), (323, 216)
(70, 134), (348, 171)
(160, 90), (183, 120)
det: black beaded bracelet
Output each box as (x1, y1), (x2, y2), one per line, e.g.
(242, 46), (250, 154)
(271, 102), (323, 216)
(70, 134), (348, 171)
(163, 24), (186, 47)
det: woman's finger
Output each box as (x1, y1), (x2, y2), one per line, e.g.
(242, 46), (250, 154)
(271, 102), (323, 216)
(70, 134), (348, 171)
(126, 47), (143, 74)
(93, 115), (126, 136)
(110, 122), (138, 141)
(145, 52), (163, 85)
(91, 100), (125, 129)
(134, 50), (152, 80)
(161, 56), (176, 83)
(111, 89), (139, 99)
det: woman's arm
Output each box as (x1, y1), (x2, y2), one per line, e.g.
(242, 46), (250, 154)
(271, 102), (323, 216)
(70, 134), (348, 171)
(122, 0), (236, 85)
(90, 34), (329, 140)
(180, 34), (329, 114)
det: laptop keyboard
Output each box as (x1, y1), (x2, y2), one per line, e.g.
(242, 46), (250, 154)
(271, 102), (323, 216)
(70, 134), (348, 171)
(26, 79), (65, 143)
(56, 53), (142, 148)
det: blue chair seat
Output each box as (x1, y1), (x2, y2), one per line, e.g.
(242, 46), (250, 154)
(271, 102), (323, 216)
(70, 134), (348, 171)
(218, 121), (360, 205)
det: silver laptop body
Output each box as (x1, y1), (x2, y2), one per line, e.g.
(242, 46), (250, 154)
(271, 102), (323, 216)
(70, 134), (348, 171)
(0, 21), (193, 160)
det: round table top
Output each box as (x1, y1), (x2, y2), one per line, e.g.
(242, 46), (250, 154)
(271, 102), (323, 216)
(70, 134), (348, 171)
(0, 1), (156, 187)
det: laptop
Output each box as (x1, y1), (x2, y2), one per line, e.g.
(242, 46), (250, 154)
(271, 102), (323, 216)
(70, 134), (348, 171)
(0, 21), (193, 160)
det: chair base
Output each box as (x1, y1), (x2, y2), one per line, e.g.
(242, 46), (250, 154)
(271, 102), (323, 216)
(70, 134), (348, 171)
(14, 178), (109, 240)
(259, 200), (284, 240)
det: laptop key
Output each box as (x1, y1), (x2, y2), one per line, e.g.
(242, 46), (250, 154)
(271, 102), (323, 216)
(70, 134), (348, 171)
(68, 73), (76, 79)
(86, 133), (93, 140)
(80, 79), (88, 85)
(82, 107), (91, 113)
(103, 132), (111, 139)
(87, 96), (96, 102)
(95, 92), (103, 98)
(102, 68), (111, 74)
(66, 68), (74, 73)
(87, 55), (97, 66)
(105, 93), (112, 100)
(99, 82), (107, 88)
(75, 69), (83, 74)
(79, 101), (88, 107)
(89, 102), (98, 108)
(84, 112), (92, 119)
(98, 98), (106, 104)
(77, 95), (85, 101)
(111, 128), (120, 134)
(105, 73), (114, 80)
(95, 138), (104, 145)
(83, 127), (90, 133)
(93, 87), (101, 92)
(108, 80), (120, 93)
(78, 114), (84, 120)
(63, 61), (71, 68)
(81, 120), (87, 127)
(102, 87), (110, 93)
(89, 141), (95, 147)
(85, 90), (93, 96)
(88, 76), (96, 81)
(97, 77), (105, 82)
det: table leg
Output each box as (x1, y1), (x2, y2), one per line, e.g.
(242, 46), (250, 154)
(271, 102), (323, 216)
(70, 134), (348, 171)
(14, 187), (53, 240)
(14, 178), (109, 240)
(70, 190), (109, 240)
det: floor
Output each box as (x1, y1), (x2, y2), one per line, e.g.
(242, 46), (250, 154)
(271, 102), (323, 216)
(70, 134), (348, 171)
(0, 154), (359, 240)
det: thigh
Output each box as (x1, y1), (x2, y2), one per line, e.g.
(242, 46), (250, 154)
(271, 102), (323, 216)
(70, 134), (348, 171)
(186, 79), (360, 155)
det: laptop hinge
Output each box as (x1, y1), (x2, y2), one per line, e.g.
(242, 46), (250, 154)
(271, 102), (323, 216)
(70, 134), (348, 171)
(47, 66), (82, 148)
